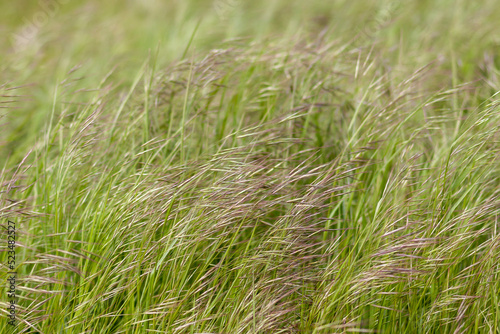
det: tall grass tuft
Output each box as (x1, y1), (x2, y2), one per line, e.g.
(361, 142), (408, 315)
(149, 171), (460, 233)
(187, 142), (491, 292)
(1, 1), (500, 333)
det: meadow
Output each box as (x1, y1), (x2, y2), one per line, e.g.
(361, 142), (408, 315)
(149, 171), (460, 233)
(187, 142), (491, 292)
(1, 0), (500, 332)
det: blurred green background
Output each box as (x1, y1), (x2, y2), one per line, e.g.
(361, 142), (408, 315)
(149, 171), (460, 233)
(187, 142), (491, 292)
(1, 0), (500, 164)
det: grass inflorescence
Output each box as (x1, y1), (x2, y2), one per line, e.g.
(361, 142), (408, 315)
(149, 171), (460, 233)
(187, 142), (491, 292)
(1, 1), (500, 333)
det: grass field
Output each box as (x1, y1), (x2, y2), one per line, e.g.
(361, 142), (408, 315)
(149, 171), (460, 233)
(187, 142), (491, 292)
(1, 0), (500, 333)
